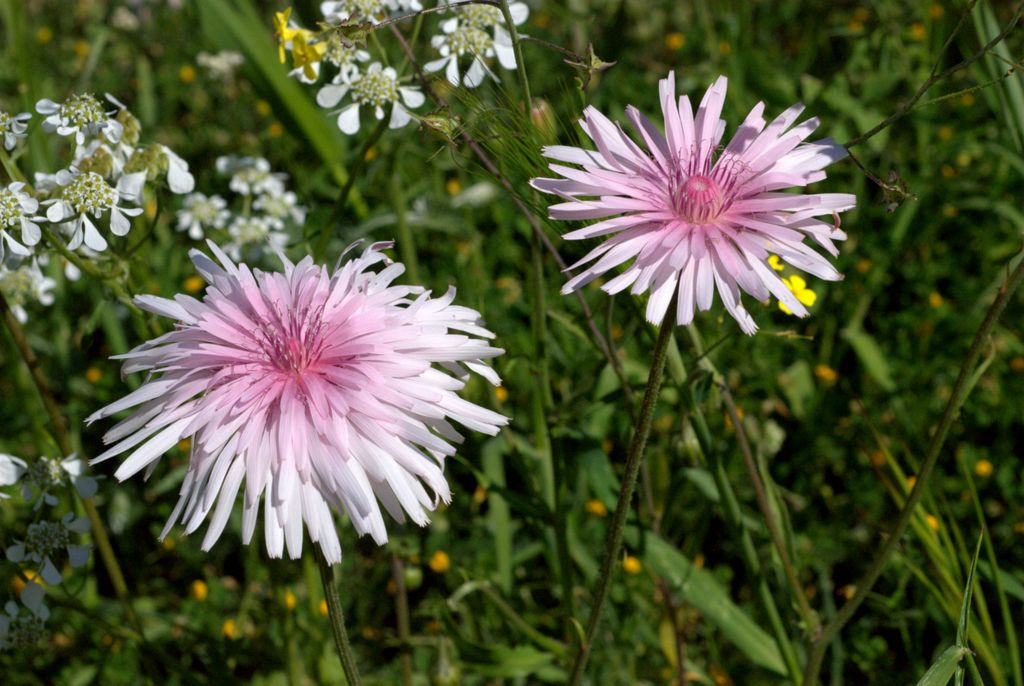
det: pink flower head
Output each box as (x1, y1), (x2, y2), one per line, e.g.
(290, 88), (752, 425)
(87, 241), (507, 564)
(531, 73), (855, 334)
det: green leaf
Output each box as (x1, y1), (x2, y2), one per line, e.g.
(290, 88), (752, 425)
(842, 327), (897, 392)
(640, 533), (787, 675)
(916, 646), (971, 686)
(955, 534), (984, 686)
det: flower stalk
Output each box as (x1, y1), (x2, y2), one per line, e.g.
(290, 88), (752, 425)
(315, 545), (363, 686)
(567, 298), (677, 685)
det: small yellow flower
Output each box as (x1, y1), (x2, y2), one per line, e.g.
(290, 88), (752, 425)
(693, 553), (705, 570)
(814, 364), (838, 384)
(622, 556), (642, 574)
(654, 413), (674, 433)
(36, 27), (53, 44)
(940, 164), (956, 178)
(272, 8), (301, 63)
(319, 599), (328, 616)
(284, 590), (296, 610)
(938, 125), (953, 141)
(472, 484), (487, 504)
(839, 584), (856, 600)
(585, 499), (608, 517)
(909, 22), (926, 41)
(855, 258), (871, 274)
(767, 254), (785, 271)
(1011, 356), (1024, 374)
(428, 551), (450, 573)
(718, 40), (731, 56)
(177, 438), (192, 453)
(364, 147), (378, 161)
(610, 324), (623, 340)
(942, 204), (958, 218)
(255, 100), (272, 116)
(494, 386), (508, 403)
(190, 579), (209, 601)
(928, 291), (943, 308)
(960, 93), (976, 107)
(1014, 522), (1024, 535)
(906, 475), (917, 489)
(290, 32), (326, 81)
(179, 65), (196, 84)
(85, 366), (103, 383)
(929, 5), (945, 18)
(184, 275), (205, 294)
(446, 178), (462, 196)
(956, 152), (971, 167)
(778, 275), (816, 315)
(162, 536), (176, 550)
(926, 514), (940, 531)
(222, 619), (238, 639)
(974, 459), (994, 478)
(267, 122), (284, 138)
(665, 32), (685, 50)
(73, 41), (90, 58)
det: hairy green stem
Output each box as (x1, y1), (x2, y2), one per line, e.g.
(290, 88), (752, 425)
(567, 301), (677, 685)
(802, 255), (1024, 686)
(498, 0), (532, 107)
(315, 546), (363, 686)
(391, 555), (414, 686)
(0, 291), (143, 637)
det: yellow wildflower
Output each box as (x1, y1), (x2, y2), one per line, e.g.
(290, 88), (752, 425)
(778, 275), (816, 315)
(974, 459), (993, 478)
(767, 254), (784, 271)
(36, 27), (53, 44)
(494, 386), (508, 403)
(909, 22), (925, 41)
(319, 599), (328, 616)
(446, 178), (462, 196)
(184, 275), (205, 294)
(179, 65), (196, 84)
(585, 499), (608, 517)
(623, 556), (642, 574)
(429, 551), (450, 573)
(284, 590), (296, 610)
(926, 514), (940, 531)
(190, 579), (209, 601)
(222, 619), (238, 639)
(814, 364), (837, 384)
(928, 292), (943, 308)
(665, 32), (685, 50)
(85, 367), (103, 384)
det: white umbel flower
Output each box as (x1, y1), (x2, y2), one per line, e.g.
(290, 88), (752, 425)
(0, 183), (42, 260)
(225, 214), (288, 260)
(0, 583), (49, 652)
(44, 169), (143, 251)
(0, 454), (27, 498)
(19, 453), (99, 509)
(5, 513), (91, 585)
(0, 259), (55, 323)
(177, 193), (230, 240)
(254, 191), (306, 229)
(216, 156), (287, 197)
(0, 110), (31, 151)
(36, 93), (124, 146)
(317, 62), (425, 135)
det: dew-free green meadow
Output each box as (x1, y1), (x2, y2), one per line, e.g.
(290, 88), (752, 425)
(2, 1), (1024, 684)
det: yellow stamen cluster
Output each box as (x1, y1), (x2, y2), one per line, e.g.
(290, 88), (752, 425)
(63, 172), (116, 216)
(351, 69), (400, 107)
(0, 187), (26, 226)
(60, 93), (108, 129)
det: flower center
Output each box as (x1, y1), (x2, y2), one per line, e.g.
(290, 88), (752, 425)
(676, 174), (724, 224)
(449, 25), (492, 55)
(351, 70), (399, 107)
(459, 5), (502, 27)
(60, 93), (107, 129)
(64, 172), (117, 215)
(0, 188), (24, 226)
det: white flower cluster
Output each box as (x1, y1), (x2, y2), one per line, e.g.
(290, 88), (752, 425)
(175, 156), (306, 262)
(0, 453), (96, 653)
(425, 0), (529, 88)
(276, 7), (425, 135)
